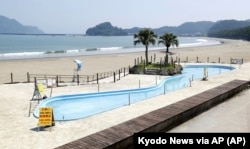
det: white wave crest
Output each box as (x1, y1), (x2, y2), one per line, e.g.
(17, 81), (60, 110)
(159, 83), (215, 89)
(98, 47), (123, 51)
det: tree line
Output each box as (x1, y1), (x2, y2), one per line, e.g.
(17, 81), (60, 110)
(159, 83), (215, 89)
(208, 26), (250, 41)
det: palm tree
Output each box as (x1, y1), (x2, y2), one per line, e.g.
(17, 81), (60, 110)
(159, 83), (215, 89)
(134, 29), (157, 65)
(158, 33), (179, 65)
(158, 33), (179, 53)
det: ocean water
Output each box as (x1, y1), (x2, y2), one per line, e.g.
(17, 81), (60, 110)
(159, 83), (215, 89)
(0, 35), (220, 60)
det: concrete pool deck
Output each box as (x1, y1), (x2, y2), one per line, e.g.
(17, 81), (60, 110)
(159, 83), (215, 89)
(56, 80), (249, 148)
(0, 63), (250, 148)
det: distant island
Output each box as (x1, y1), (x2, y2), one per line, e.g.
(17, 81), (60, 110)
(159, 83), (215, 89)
(0, 15), (44, 34)
(86, 22), (127, 36)
(86, 20), (250, 40)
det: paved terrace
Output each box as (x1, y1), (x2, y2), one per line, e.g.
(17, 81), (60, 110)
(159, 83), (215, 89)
(56, 79), (249, 149)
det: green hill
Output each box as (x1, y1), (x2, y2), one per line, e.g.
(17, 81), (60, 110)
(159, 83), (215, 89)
(0, 15), (44, 34)
(208, 26), (250, 41)
(208, 20), (250, 33)
(86, 22), (128, 36)
(125, 21), (214, 36)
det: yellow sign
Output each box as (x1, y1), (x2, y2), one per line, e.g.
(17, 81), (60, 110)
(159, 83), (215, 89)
(37, 83), (44, 94)
(38, 107), (53, 126)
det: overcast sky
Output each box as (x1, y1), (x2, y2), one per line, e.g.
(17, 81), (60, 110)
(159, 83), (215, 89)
(1, 0), (250, 34)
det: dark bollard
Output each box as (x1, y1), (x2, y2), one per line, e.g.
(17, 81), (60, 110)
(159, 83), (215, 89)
(56, 76), (58, 87)
(97, 73), (99, 84)
(11, 72), (13, 84)
(77, 75), (80, 86)
(27, 72), (30, 83)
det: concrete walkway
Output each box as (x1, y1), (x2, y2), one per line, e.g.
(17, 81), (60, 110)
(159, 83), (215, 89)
(170, 88), (250, 132)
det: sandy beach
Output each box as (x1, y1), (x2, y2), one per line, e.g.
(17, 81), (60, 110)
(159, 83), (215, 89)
(0, 38), (250, 148)
(1, 38), (250, 84)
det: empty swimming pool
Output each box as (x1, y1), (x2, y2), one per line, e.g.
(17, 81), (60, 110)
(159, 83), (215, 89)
(33, 64), (234, 121)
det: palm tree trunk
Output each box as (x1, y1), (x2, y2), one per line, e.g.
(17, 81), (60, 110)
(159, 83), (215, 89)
(165, 46), (169, 65)
(145, 45), (149, 65)
(166, 46), (169, 53)
(165, 55), (168, 65)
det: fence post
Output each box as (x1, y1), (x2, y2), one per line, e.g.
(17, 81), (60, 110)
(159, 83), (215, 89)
(56, 75), (59, 87)
(34, 77), (37, 86)
(27, 72), (30, 83)
(11, 72), (13, 84)
(196, 57), (199, 63)
(113, 72), (116, 83)
(218, 57), (220, 63)
(207, 57), (209, 63)
(119, 69), (121, 80)
(97, 73), (99, 84)
(160, 61), (162, 72)
(77, 74), (80, 85)
(124, 67), (126, 77)
(50, 87), (53, 97)
(186, 56), (188, 62)
(134, 59), (136, 66)
(28, 102), (32, 117)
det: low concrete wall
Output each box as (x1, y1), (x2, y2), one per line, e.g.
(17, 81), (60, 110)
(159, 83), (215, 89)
(56, 80), (249, 149)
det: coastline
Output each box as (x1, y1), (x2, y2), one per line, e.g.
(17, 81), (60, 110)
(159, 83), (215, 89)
(0, 38), (250, 148)
(0, 38), (249, 84)
(0, 36), (218, 61)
